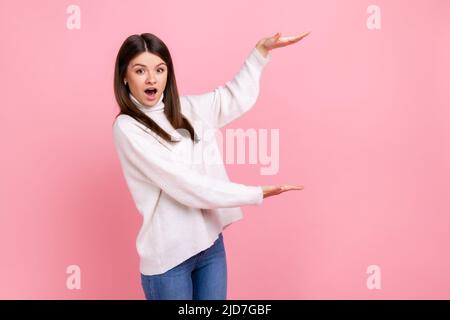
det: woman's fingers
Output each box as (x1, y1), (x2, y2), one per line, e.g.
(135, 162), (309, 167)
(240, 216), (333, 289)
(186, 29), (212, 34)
(296, 31), (311, 40)
(268, 31), (311, 49)
(261, 185), (304, 198)
(279, 34), (308, 44)
(281, 185), (304, 191)
(277, 185), (304, 192)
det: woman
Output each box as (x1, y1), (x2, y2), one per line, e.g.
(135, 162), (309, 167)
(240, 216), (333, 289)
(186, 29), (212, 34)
(112, 31), (309, 300)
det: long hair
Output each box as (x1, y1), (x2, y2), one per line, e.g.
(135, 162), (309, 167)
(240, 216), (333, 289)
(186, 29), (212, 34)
(113, 33), (196, 143)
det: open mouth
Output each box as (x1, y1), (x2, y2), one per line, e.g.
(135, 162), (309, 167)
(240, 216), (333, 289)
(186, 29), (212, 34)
(145, 88), (157, 97)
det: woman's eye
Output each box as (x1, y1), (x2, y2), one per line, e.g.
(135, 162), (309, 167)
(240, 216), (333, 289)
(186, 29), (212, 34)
(136, 68), (164, 74)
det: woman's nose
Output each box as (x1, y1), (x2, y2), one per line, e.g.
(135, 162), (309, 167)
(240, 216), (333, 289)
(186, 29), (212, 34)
(146, 71), (157, 83)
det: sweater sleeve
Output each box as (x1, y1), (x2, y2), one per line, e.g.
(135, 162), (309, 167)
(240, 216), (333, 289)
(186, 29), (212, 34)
(182, 47), (272, 129)
(113, 122), (264, 210)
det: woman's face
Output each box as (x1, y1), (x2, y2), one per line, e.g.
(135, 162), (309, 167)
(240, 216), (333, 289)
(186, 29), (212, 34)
(125, 51), (168, 107)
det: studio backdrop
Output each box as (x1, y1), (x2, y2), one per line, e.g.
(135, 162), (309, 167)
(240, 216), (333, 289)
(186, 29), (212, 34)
(0, 0), (449, 299)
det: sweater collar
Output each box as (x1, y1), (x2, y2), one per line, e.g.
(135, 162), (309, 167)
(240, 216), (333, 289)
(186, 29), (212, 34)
(129, 92), (165, 114)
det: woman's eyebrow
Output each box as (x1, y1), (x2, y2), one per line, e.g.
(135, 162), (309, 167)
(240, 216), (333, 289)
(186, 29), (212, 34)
(132, 62), (167, 68)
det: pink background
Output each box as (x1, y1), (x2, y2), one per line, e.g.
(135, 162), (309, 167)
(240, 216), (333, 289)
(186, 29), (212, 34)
(1, 0), (449, 299)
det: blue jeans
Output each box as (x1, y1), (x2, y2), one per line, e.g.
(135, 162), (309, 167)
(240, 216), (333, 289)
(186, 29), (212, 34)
(140, 233), (227, 300)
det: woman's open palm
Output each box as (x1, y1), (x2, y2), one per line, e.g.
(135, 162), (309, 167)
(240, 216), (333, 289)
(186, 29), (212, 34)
(258, 31), (311, 52)
(262, 185), (304, 199)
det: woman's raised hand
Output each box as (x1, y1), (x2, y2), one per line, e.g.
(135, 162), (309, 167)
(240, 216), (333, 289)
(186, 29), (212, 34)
(255, 31), (311, 57)
(261, 185), (304, 199)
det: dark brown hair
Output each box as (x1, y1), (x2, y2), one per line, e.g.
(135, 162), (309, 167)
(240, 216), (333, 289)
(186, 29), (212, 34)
(113, 33), (196, 143)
